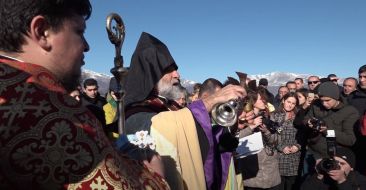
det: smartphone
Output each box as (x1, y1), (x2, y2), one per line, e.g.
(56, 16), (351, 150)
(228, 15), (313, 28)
(308, 93), (315, 100)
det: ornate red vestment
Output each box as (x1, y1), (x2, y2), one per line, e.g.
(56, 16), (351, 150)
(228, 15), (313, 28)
(0, 58), (169, 189)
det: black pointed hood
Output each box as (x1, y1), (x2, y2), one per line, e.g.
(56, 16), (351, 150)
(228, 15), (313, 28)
(124, 32), (178, 107)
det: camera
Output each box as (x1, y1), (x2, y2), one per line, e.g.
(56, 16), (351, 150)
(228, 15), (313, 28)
(316, 130), (340, 174)
(257, 111), (282, 134)
(309, 117), (325, 131)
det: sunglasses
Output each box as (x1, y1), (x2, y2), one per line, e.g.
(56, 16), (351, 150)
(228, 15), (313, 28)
(308, 81), (319, 85)
(331, 79), (338, 82)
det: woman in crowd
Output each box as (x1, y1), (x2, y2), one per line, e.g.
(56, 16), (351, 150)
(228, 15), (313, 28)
(236, 89), (281, 190)
(274, 92), (302, 190)
(293, 88), (315, 176)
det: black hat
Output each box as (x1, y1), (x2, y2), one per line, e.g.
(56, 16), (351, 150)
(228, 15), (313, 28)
(317, 81), (339, 100)
(259, 78), (268, 86)
(109, 77), (119, 93)
(336, 147), (355, 168)
(327, 74), (338, 79)
(124, 32), (178, 107)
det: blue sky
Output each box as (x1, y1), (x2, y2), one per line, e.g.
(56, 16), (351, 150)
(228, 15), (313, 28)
(85, 0), (366, 83)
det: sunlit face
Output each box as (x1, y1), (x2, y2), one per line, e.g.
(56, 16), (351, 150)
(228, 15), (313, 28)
(282, 97), (297, 112)
(160, 67), (180, 86)
(295, 79), (304, 89)
(308, 76), (320, 90)
(343, 79), (357, 95)
(278, 87), (289, 99)
(320, 96), (338, 109)
(296, 92), (306, 105)
(254, 93), (266, 110)
(175, 96), (186, 107)
(84, 85), (98, 99)
(49, 15), (89, 91)
(334, 156), (353, 174)
(359, 71), (366, 89)
(287, 83), (296, 92)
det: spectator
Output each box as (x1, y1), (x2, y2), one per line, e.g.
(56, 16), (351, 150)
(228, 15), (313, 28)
(295, 78), (305, 90)
(69, 88), (81, 102)
(259, 78), (275, 104)
(327, 74), (339, 85)
(81, 78), (107, 108)
(165, 84), (188, 108)
(189, 82), (202, 102)
(347, 64), (366, 175)
(303, 82), (359, 171)
(301, 148), (366, 190)
(274, 92), (303, 190)
(342, 77), (358, 96)
(274, 86), (289, 109)
(236, 90), (281, 190)
(340, 77), (358, 103)
(286, 81), (297, 93)
(307, 76), (321, 92)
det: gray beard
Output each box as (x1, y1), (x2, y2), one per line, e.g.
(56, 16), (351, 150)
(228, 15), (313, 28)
(157, 79), (174, 98)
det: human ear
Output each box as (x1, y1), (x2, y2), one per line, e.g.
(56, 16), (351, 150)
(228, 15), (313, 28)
(28, 15), (51, 51)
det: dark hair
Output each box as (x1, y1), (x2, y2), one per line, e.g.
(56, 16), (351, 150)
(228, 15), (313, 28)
(192, 83), (202, 94)
(295, 78), (303, 83)
(359, 64), (366, 74)
(257, 86), (269, 104)
(198, 78), (223, 98)
(83, 78), (98, 88)
(296, 88), (309, 98)
(223, 77), (240, 86)
(0, 0), (92, 52)
(278, 92), (299, 113)
(286, 81), (296, 86)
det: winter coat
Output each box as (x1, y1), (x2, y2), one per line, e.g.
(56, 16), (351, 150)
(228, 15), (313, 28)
(237, 127), (281, 188)
(300, 171), (366, 190)
(304, 100), (359, 158)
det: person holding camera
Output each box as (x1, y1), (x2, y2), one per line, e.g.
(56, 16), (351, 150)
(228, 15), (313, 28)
(301, 147), (366, 190)
(236, 89), (281, 190)
(303, 82), (359, 173)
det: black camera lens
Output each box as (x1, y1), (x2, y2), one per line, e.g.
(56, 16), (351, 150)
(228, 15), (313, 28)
(317, 158), (340, 174)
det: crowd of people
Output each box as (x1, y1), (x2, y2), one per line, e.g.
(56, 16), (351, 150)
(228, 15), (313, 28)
(1, 0), (366, 190)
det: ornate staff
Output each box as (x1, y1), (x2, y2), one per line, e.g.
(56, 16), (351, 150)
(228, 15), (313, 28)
(106, 13), (128, 135)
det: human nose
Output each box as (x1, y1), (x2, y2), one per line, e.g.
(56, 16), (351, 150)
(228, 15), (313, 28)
(83, 37), (90, 52)
(173, 70), (180, 79)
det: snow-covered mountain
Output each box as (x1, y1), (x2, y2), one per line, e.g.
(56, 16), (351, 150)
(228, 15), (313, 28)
(249, 71), (314, 86)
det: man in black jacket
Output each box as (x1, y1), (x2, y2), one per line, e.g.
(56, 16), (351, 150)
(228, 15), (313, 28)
(301, 147), (366, 190)
(304, 82), (359, 159)
(348, 64), (366, 175)
(81, 78), (107, 108)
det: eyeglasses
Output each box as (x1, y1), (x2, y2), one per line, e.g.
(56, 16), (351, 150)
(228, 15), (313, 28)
(308, 81), (319, 85)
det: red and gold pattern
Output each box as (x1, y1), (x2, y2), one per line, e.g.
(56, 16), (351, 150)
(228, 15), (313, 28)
(0, 59), (169, 190)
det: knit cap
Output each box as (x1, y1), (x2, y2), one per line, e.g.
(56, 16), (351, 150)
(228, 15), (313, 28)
(317, 81), (339, 100)
(336, 147), (355, 168)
